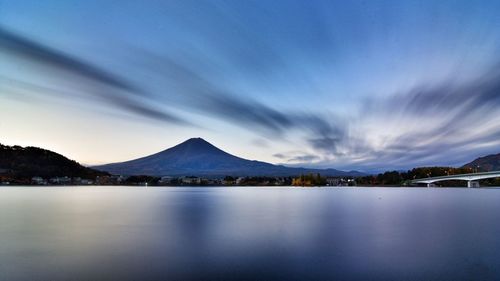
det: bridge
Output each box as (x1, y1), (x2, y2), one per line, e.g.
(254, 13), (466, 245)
(411, 171), (500, 188)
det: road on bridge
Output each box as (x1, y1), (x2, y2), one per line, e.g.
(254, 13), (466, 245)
(411, 171), (500, 188)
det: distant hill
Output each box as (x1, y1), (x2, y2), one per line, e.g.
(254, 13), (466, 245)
(462, 153), (500, 172)
(0, 144), (107, 179)
(94, 138), (365, 177)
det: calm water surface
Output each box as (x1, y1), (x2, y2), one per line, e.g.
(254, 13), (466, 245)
(1, 186), (499, 280)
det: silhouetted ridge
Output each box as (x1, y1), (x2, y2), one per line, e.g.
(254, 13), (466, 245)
(462, 153), (500, 172)
(0, 143), (107, 179)
(94, 138), (364, 177)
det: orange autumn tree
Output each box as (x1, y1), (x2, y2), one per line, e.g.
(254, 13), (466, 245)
(292, 173), (326, 186)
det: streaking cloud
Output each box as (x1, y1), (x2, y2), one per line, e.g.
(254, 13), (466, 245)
(0, 27), (188, 125)
(0, 0), (499, 171)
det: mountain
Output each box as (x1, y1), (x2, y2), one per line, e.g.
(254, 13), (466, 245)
(94, 138), (364, 177)
(462, 153), (500, 172)
(0, 143), (108, 179)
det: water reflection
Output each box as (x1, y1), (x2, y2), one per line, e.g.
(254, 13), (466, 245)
(0, 187), (499, 280)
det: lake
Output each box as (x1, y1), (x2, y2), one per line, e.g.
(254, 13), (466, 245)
(0, 186), (499, 280)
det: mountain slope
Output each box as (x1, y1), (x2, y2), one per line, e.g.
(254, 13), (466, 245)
(0, 143), (107, 179)
(462, 153), (500, 172)
(94, 138), (363, 177)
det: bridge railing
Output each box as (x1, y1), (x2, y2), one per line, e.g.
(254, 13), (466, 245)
(411, 171), (500, 183)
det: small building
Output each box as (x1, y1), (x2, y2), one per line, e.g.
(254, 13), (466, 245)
(326, 178), (340, 186)
(159, 176), (174, 185)
(49, 176), (71, 185)
(235, 177), (245, 185)
(181, 176), (201, 185)
(95, 175), (123, 185)
(81, 179), (93, 185)
(32, 176), (47, 185)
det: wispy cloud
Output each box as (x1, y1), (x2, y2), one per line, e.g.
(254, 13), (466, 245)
(318, 66), (500, 170)
(287, 154), (320, 163)
(0, 27), (136, 92)
(2, 0), (500, 173)
(0, 26), (189, 125)
(129, 50), (346, 142)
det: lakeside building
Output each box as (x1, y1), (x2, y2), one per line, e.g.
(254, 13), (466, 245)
(95, 175), (124, 185)
(181, 176), (202, 185)
(31, 176), (47, 185)
(326, 178), (340, 186)
(159, 176), (174, 185)
(49, 176), (71, 185)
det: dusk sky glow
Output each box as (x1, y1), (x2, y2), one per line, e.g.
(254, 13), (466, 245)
(1, 0), (500, 172)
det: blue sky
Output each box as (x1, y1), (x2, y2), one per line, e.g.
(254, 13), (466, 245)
(1, 0), (500, 172)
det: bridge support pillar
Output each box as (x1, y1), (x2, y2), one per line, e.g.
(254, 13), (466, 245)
(426, 183), (435, 188)
(467, 181), (480, 188)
